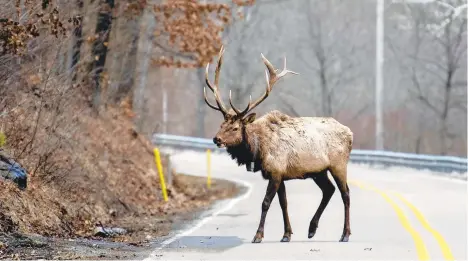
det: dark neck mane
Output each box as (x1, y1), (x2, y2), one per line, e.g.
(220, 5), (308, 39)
(225, 126), (260, 168)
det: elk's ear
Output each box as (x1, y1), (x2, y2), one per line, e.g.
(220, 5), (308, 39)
(242, 113), (256, 125)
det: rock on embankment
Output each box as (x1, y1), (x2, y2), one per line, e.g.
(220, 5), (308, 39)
(0, 151), (27, 190)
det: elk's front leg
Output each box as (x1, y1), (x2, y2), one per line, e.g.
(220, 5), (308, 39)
(278, 180), (293, 242)
(252, 177), (280, 243)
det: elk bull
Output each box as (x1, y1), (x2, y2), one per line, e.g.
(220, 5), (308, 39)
(203, 46), (354, 244)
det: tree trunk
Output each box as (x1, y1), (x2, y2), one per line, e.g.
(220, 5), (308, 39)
(134, 8), (155, 131)
(71, 0), (83, 82)
(113, 17), (141, 103)
(91, 0), (115, 111)
(319, 58), (331, 116)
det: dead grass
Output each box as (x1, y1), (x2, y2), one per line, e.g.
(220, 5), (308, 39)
(0, 173), (240, 260)
(0, 91), (239, 241)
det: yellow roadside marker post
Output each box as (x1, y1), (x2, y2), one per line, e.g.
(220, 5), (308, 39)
(153, 148), (168, 202)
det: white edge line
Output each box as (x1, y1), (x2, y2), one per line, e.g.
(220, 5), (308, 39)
(143, 177), (253, 261)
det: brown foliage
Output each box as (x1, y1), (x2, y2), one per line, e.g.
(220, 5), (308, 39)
(2, 0), (257, 69)
(152, 0), (255, 68)
(123, 0), (149, 17)
(0, 6), (77, 55)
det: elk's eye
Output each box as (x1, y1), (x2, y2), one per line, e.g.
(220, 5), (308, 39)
(233, 127), (238, 131)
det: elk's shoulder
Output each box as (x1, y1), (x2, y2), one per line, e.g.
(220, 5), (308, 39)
(251, 110), (296, 132)
(260, 110), (293, 124)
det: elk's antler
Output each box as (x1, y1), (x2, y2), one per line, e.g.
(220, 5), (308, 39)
(204, 45), (229, 116)
(229, 53), (298, 117)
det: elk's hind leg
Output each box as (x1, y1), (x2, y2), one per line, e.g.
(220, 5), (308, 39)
(329, 166), (351, 242)
(278, 180), (293, 242)
(308, 170), (335, 239)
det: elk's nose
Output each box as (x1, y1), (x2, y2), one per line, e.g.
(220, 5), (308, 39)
(213, 137), (222, 144)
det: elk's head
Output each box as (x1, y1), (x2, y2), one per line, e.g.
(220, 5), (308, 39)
(204, 46), (298, 148)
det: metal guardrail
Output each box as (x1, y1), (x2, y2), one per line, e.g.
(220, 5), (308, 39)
(152, 133), (468, 174)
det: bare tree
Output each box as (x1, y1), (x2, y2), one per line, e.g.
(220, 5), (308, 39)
(91, 0), (115, 112)
(388, 0), (467, 155)
(70, 0), (83, 82)
(298, 0), (366, 117)
(222, 4), (261, 106)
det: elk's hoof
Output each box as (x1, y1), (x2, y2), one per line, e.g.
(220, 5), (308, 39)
(280, 236), (291, 242)
(251, 236), (263, 243)
(308, 223), (317, 239)
(339, 235), (349, 242)
(251, 231), (263, 243)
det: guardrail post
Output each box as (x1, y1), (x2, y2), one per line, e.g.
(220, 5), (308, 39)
(207, 149), (211, 189)
(166, 157), (173, 187)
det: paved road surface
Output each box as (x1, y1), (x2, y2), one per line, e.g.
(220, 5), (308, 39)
(145, 151), (467, 260)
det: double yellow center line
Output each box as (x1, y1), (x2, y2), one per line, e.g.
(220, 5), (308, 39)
(392, 192), (455, 261)
(349, 180), (454, 261)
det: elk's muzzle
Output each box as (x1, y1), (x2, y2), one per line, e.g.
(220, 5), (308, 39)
(213, 137), (225, 148)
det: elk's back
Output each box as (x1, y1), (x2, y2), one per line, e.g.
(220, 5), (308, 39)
(251, 111), (353, 177)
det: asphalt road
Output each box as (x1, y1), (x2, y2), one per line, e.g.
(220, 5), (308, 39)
(145, 150), (467, 260)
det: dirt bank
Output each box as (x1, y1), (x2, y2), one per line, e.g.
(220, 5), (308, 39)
(0, 174), (241, 260)
(0, 88), (241, 260)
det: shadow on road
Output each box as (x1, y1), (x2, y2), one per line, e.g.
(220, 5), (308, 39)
(165, 236), (243, 251)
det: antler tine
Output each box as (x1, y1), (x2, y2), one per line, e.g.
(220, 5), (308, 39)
(214, 45), (225, 88)
(261, 53), (276, 78)
(227, 52), (298, 118)
(235, 53), (298, 115)
(205, 63), (215, 92)
(261, 53), (299, 86)
(229, 89), (252, 115)
(277, 56), (299, 78)
(204, 45), (229, 115)
(204, 87), (223, 112)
